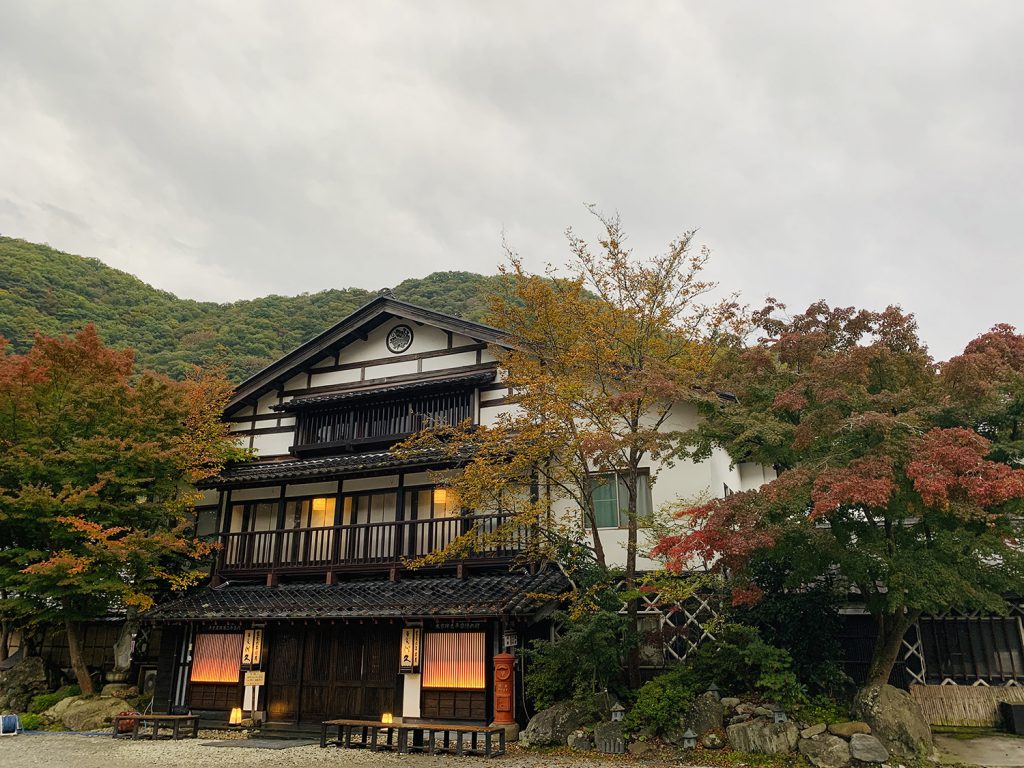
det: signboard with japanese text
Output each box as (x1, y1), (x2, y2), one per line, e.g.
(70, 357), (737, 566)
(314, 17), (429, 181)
(400, 627), (421, 673)
(241, 629), (263, 666)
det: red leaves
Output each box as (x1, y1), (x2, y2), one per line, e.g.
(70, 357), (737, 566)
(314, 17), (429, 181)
(907, 427), (1024, 511)
(811, 457), (896, 520)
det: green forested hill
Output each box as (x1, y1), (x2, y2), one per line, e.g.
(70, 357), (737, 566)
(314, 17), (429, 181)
(0, 236), (502, 381)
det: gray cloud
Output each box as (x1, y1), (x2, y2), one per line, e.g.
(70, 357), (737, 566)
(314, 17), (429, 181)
(0, 1), (1021, 359)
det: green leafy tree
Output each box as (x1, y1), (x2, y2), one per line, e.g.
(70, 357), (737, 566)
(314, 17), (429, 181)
(0, 326), (245, 692)
(656, 303), (1024, 687)
(397, 210), (740, 687)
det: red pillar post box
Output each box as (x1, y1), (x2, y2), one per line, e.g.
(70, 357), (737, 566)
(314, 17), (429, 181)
(492, 652), (516, 726)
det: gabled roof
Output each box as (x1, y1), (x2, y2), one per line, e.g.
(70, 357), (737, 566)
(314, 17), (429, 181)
(146, 568), (568, 621)
(226, 295), (507, 413)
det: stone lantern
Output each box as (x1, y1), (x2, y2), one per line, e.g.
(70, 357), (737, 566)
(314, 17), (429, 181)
(682, 728), (698, 750)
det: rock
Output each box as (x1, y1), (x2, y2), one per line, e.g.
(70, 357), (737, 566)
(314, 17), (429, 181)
(99, 684), (137, 699)
(802, 723), (828, 738)
(0, 657), (49, 713)
(701, 732), (726, 750)
(721, 696), (741, 711)
(688, 691), (725, 736)
(798, 734), (851, 768)
(736, 702), (757, 715)
(42, 695), (77, 723)
(754, 705), (775, 717)
(628, 740), (652, 756)
(730, 713), (752, 725)
(593, 721), (624, 753)
(726, 718), (800, 754)
(520, 695), (610, 748)
(848, 733), (889, 763)
(52, 696), (128, 731)
(567, 730), (592, 750)
(828, 721), (871, 738)
(853, 685), (932, 759)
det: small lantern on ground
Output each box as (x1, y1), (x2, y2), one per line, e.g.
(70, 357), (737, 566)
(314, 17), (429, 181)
(706, 683), (720, 701)
(682, 728), (698, 750)
(610, 702), (625, 723)
(228, 707), (243, 727)
(771, 703), (787, 723)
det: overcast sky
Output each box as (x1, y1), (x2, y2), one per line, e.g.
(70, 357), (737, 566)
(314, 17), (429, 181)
(1, 2), (1021, 360)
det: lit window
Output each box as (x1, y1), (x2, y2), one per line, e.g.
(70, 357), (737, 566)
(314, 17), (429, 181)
(422, 632), (485, 689)
(190, 633), (243, 683)
(586, 473), (652, 529)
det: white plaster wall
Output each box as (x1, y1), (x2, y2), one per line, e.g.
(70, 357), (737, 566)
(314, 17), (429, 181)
(286, 481), (339, 498)
(309, 368), (361, 388)
(344, 474), (400, 492)
(256, 393), (280, 415)
(232, 487), (280, 501)
(252, 432), (293, 457)
(402, 674), (421, 718)
(421, 351), (478, 372)
(284, 373), (307, 390)
(364, 360), (419, 379)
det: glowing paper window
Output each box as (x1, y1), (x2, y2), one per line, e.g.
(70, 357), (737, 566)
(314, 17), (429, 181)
(422, 632), (485, 689)
(190, 633), (243, 683)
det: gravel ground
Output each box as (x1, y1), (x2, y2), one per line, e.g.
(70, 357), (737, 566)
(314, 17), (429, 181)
(0, 733), (688, 768)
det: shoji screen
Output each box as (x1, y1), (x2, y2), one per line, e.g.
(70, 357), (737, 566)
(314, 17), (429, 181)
(422, 632), (486, 689)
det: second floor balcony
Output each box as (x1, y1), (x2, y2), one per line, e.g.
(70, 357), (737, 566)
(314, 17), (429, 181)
(217, 512), (526, 578)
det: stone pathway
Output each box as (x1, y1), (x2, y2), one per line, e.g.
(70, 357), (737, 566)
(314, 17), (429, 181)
(935, 733), (1024, 767)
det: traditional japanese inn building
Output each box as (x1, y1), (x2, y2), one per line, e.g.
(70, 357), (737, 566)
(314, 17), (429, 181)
(147, 295), (769, 729)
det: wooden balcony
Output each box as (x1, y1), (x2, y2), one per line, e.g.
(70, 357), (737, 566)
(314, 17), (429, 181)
(216, 513), (526, 578)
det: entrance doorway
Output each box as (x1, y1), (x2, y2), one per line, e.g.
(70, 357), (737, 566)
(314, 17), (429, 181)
(265, 623), (400, 723)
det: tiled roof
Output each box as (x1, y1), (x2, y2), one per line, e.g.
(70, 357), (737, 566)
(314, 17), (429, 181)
(198, 446), (458, 489)
(273, 370), (496, 411)
(146, 568), (568, 621)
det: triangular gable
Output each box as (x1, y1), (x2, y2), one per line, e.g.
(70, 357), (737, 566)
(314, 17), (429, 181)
(226, 295), (507, 414)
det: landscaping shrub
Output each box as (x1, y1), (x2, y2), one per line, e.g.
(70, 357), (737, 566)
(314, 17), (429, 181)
(524, 608), (633, 710)
(28, 685), (80, 714)
(18, 713), (44, 731)
(738, 558), (851, 696)
(622, 665), (698, 737)
(793, 694), (851, 725)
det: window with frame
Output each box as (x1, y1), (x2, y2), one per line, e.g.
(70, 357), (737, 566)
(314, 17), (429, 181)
(421, 632), (486, 689)
(190, 633), (243, 683)
(587, 472), (652, 529)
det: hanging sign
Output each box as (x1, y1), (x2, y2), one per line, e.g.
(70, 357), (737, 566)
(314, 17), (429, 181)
(243, 670), (265, 687)
(241, 629), (263, 666)
(400, 627), (421, 673)
(503, 629), (518, 649)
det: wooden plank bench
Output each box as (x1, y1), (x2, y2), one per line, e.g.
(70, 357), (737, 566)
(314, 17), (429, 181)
(320, 719), (506, 757)
(112, 713), (200, 740)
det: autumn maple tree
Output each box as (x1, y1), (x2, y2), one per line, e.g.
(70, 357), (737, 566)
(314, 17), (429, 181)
(655, 303), (1024, 688)
(398, 209), (738, 685)
(0, 326), (244, 693)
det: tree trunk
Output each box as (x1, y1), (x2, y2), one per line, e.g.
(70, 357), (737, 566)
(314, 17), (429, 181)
(0, 620), (9, 662)
(624, 472), (641, 689)
(866, 609), (920, 688)
(110, 606), (140, 682)
(65, 616), (94, 695)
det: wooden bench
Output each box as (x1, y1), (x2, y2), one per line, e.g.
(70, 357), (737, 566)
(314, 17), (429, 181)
(112, 713), (200, 740)
(320, 718), (506, 757)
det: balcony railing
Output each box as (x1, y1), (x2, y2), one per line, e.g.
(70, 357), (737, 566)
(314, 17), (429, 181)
(216, 513), (526, 576)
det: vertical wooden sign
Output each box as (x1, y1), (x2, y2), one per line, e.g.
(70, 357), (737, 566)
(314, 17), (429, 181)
(400, 627), (421, 672)
(241, 629), (263, 666)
